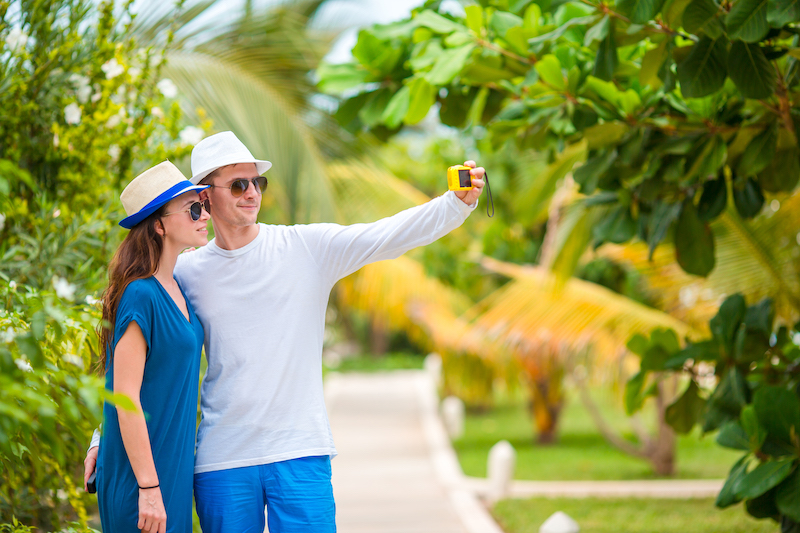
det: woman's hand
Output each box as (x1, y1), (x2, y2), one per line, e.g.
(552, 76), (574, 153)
(83, 446), (98, 491)
(138, 486), (167, 533)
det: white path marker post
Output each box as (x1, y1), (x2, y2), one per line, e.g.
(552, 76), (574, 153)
(487, 440), (516, 503)
(424, 352), (442, 387)
(441, 395), (465, 439)
(539, 511), (580, 533)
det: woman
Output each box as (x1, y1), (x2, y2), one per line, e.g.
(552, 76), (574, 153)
(96, 161), (210, 533)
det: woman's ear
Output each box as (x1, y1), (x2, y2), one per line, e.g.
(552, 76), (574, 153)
(155, 219), (166, 237)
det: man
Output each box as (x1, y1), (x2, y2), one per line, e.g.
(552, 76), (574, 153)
(86, 131), (485, 532)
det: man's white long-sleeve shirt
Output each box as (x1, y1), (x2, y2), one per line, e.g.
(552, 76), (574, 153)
(171, 191), (474, 474)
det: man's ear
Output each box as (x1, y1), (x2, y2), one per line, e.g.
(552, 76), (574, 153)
(199, 189), (209, 202)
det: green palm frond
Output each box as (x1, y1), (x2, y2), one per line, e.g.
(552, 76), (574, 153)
(165, 52), (337, 224)
(326, 160), (432, 224)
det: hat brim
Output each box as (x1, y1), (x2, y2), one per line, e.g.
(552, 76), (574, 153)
(190, 160), (272, 185)
(120, 182), (209, 229)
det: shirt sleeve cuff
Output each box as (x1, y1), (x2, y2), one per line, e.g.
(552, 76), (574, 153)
(445, 190), (478, 214)
(88, 427), (101, 451)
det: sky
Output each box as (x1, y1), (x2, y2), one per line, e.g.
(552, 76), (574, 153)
(314, 0), (426, 63)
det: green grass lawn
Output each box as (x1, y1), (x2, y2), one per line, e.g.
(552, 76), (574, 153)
(453, 386), (743, 480)
(492, 498), (776, 533)
(323, 352), (425, 373)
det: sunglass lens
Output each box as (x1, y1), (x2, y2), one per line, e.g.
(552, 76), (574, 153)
(255, 176), (268, 192)
(190, 202), (202, 221)
(231, 179), (247, 197)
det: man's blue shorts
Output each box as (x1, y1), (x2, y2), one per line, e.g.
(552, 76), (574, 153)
(194, 455), (336, 533)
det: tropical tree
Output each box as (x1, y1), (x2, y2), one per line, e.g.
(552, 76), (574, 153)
(317, 0), (800, 279)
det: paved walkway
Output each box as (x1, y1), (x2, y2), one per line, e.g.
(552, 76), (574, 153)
(316, 370), (725, 533)
(325, 371), (502, 533)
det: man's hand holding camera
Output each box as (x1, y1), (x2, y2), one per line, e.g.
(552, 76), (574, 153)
(454, 160), (485, 206)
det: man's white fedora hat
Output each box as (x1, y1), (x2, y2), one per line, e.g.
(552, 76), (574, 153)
(119, 161), (209, 229)
(190, 131), (272, 185)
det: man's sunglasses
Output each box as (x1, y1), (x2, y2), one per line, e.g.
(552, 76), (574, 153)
(210, 176), (268, 197)
(163, 201), (208, 222)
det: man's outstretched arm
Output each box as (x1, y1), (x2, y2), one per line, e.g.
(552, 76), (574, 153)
(298, 161), (485, 285)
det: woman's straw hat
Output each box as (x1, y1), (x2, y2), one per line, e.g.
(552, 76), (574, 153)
(119, 161), (209, 229)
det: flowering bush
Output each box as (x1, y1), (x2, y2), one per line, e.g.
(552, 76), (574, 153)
(0, 0), (208, 528)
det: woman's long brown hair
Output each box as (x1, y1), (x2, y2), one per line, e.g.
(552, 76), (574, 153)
(97, 208), (165, 371)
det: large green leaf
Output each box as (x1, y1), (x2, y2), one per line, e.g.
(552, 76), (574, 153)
(426, 44), (476, 85)
(415, 10), (468, 34)
(683, 0), (723, 36)
(316, 62), (368, 94)
(733, 177), (765, 218)
(758, 149), (800, 193)
(573, 149), (617, 194)
(647, 200), (682, 259)
(717, 455), (750, 507)
(625, 371), (647, 415)
(665, 380), (706, 433)
(618, 0), (669, 23)
(404, 77), (436, 125)
(737, 124), (778, 177)
(727, 41), (777, 99)
(677, 36), (728, 98)
(717, 420), (751, 450)
(727, 0), (770, 42)
(594, 205), (637, 244)
(735, 459), (796, 499)
(697, 173), (728, 221)
(352, 30), (404, 77)
(593, 28), (618, 81)
(381, 86), (411, 129)
(777, 469), (800, 522)
(675, 199), (716, 277)
(752, 386), (800, 446)
(535, 54), (566, 90)
(768, 0), (800, 26)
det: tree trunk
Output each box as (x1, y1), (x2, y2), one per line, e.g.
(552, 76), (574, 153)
(528, 377), (564, 444)
(369, 321), (388, 356)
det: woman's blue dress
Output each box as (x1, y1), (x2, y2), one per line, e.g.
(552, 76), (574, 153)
(97, 276), (203, 533)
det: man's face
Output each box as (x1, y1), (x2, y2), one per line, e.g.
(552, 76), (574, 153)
(202, 163), (262, 228)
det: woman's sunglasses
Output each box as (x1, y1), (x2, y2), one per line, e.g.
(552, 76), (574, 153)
(210, 176), (268, 197)
(163, 201), (208, 222)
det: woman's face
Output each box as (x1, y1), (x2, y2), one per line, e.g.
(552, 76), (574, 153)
(159, 191), (210, 249)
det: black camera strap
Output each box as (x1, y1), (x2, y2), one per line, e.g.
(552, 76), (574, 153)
(484, 171), (494, 217)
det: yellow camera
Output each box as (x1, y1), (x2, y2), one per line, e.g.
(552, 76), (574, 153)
(447, 165), (474, 191)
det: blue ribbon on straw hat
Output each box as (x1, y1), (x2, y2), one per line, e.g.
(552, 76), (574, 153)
(119, 161), (209, 229)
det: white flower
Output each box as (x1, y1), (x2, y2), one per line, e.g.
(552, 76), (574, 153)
(9, 280), (16, 290)
(53, 132), (60, 148)
(14, 358), (32, 372)
(679, 285), (698, 309)
(128, 67), (141, 80)
(91, 91), (103, 103)
(179, 126), (204, 146)
(77, 84), (92, 104)
(52, 276), (76, 300)
(151, 107), (164, 119)
(69, 73), (90, 88)
(108, 145), (120, 161)
(125, 126), (134, 136)
(101, 58), (125, 79)
(1, 327), (15, 343)
(105, 114), (122, 129)
(64, 103), (81, 125)
(157, 79), (178, 99)
(6, 28), (29, 51)
(64, 354), (84, 368)
(85, 294), (99, 305)
(0, 212), (5, 231)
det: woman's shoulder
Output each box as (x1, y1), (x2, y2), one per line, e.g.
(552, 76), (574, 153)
(119, 277), (159, 306)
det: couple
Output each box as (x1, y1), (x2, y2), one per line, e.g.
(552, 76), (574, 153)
(86, 131), (486, 533)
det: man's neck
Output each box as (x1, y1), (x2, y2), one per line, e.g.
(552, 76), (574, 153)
(212, 222), (260, 251)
